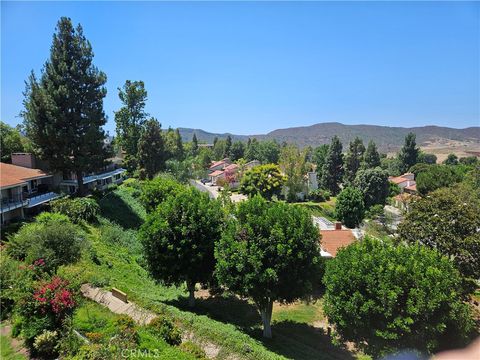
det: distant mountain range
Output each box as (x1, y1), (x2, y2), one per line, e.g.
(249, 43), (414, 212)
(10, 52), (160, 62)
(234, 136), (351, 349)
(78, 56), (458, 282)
(178, 122), (480, 152)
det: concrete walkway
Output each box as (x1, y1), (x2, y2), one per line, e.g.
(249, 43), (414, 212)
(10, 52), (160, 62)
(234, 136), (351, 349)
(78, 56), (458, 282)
(80, 284), (156, 326)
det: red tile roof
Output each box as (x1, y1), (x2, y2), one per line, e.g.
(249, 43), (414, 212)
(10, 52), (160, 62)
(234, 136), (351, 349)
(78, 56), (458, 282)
(209, 160), (226, 170)
(320, 229), (356, 257)
(224, 164), (239, 171)
(0, 162), (49, 189)
(405, 184), (417, 191)
(389, 176), (409, 184)
(209, 170), (224, 177)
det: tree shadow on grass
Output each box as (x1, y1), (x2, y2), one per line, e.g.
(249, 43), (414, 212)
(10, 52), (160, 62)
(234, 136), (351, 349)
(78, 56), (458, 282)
(168, 294), (356, 360)
(165, 293), (261, 329)
(99, 192), (143, 229)
(261, 320), (355, 360)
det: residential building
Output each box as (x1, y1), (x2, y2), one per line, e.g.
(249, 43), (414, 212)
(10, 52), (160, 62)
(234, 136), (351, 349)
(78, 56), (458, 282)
(208, 158), (232, 173)
(388, 173), (416, 191)
(0, 162), (61, 224)
(317, 220), (357, 258)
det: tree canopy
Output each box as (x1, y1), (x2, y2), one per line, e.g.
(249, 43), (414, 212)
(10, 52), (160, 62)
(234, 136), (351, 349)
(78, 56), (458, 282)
(398, 132), (419, 173)
(239, 164), (286, 200)
(215, 196), (322, 338)
(344, 137), (365, 184)
(353, 167), (389, 208)
(415, 164), (464, 195)
(335, 187), (364, 228)
(139, 187), (223, 307)
(321, 136), (344, 195)
(0, 122), (25, 163)
(137, 118), (165, 179)
(362, 140), (381, 169)
(22, 17), (107, 195)
(323, 237), (475, 357)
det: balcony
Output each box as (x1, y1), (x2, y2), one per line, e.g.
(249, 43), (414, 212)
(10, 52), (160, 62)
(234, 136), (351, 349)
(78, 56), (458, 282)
(60, 168), (126, 187)
(0, 194), (28, 214)
(25, 192), (62, 208)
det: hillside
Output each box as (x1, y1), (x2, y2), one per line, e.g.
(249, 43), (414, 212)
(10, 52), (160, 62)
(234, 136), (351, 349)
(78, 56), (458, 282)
(178, 122), (480, 153)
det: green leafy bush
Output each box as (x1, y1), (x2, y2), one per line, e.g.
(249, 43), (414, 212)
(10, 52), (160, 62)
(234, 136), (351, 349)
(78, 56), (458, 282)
(148, 316), (182, 346)
(334, 187), (365, 228)
(416, 164), (464, 195)
(323, 237), (476, 357)
(7, 216), (84, 273)
(51, 197), (100, 223)
(33, 330), (58, 357)
(307, 189), (331, 202)
(140, 175), (184, 213)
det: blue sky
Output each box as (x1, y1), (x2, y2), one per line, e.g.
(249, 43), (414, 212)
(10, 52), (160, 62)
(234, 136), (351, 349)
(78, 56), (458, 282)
(2, 1), (479, 135)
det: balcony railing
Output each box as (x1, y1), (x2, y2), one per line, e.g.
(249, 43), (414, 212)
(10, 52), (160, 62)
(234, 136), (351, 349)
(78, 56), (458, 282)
(25, 192), (61, 208)
(1, 194), (28, 213)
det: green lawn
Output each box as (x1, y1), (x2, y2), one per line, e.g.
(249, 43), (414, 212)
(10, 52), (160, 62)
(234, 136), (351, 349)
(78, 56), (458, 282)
(0, 333), (26, 360)
(292, 198), (337, 221)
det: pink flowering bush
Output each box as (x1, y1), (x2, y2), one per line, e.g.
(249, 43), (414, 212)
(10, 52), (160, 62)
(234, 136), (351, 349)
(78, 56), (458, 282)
(33, 276), (76, 317)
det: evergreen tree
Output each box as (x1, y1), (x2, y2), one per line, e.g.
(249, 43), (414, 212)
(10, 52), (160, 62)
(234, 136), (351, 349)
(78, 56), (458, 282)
(321, 136), (344, 195)
(22, 17), (107, 195)
(175, 129), (184, 160)
(230, 141), (245, 161)
(164, 128), (184, 161)
(224, 135), (232, 158)
(114, 80), (148, 171)
(443, 153), (459, 166)
(137, 118), (165, 179)
(245, 138), (261, 162)
(313, 144), (329, 180)
(344, 137), (365, 183)
(191, 133), (199, 156)
(363, 140), (381, 169)
(398, 132), (419, 173)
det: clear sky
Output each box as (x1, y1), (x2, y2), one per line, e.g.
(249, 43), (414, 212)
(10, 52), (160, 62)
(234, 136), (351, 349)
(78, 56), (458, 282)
(2, 1), (479, 135)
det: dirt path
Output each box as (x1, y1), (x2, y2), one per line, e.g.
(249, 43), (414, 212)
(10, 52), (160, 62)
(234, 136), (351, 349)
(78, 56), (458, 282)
(0, 323), (29, 359)
(80, 284), (223, 359)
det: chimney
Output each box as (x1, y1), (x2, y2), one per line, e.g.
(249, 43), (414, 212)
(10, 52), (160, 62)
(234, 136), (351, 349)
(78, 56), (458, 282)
(335, 222), (342, 230)
(11, 153), (36, 169)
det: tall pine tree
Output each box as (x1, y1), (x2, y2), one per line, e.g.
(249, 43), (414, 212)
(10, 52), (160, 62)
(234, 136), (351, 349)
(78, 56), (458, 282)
(22, 17), (107, 195)
(321, 136), (344, 195)
(344, 137), (365, 184)
(398, 132), (419, 173)
(362, 140), (381, 169)
(114, 80), (148, 171)
(191, 133), (199, 156)
(138, 118), (165, 179)
(224, 135), (232, 158)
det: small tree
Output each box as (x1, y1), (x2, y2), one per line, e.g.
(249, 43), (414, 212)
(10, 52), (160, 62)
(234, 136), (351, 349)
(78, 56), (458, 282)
(0, 122), (25, 163)
(335, 187), (364, 228)
(215, 196), (322, 338)
(230, 141), (245, 161)
(191, 133), (199, 156)
(323, 237), (475, 357)
(140, 176), (184, 212)
(279, 145), (307, 202)
(224, 135), (232, 158)
(443, 153), (459, 165)
(353, 167), (389, 208)
(240, 164), (286, 200)
(139, 187), (223, 307)
(137, 118), (165, 179)
(321, 136), (344, 195)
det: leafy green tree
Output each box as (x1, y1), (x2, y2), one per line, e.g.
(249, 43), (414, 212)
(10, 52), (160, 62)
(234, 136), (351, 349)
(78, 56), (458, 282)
(344, 137), (365, 184)
(313, 144), (329, 180)
(353, 167), (389, 208)
(408, 162), (431, 176)
(398, 132), (419, 173)
(245, 138), (261, 162)
(229, 141), (245, 161)
(416, 165), (464, 195)
(114, 80), (148, 171)
(140, 187), (223, 307)
(137, 118), (165, 179)
(224, 135), (232, 158)
(164, 128), (184, 161)
(323, 237), (475, 357)
(443, 153), (459, 165)
(140, 175), (184, 212)
(321, 136), (344, 195)
(239, 164), (286, 200)
(51, 197), (99, 223)
(22, 17), (107, 195)
(398, 187), (480, 281)
(215, 196), (322, 338)
(335, 187), (364, 228)
(381, 156), (403, 177)
(258, 140), (281, 164)
(459, 156), (478, 166)
(0, 122), (25, 163)
(362, 140), (381, 169)
(191, 133), (199, 156)
(212, 139), (226, 160)
(418, 152), (437, 165)
(279, 145), (307, 202)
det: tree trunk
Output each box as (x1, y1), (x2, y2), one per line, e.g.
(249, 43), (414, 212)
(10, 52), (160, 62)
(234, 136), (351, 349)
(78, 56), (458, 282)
(187, 280), (195, 308)
(260, 300), (273, 338)
(76, 170), (85, 196)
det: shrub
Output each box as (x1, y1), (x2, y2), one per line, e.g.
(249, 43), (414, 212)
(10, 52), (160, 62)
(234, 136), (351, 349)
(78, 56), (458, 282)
(7, 217), (84, 273)
(148, 315), (182, 346)
(0, 255), (25, 319)
(51, 196), (100, 223)
(33, 330), (58, 357)
(35, 211), (71, 224)
(364, 204), (384, 219)
(307, 189), (330, 202)
(323, 237), (475, 357)
(179, 341), (207, 359)
(140, 175), (184, 212)
(334, 187), (365, 228)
